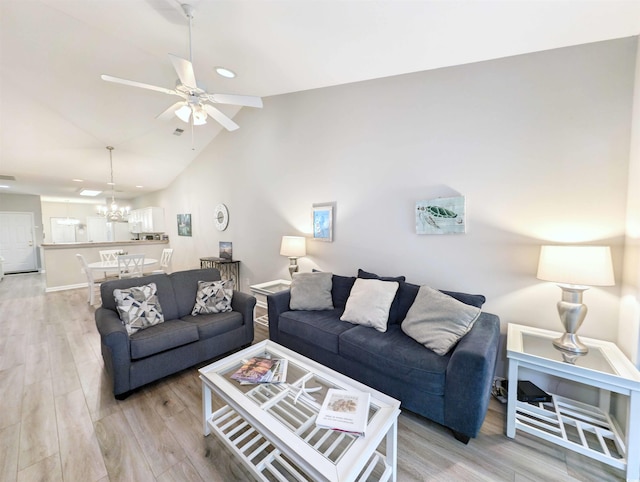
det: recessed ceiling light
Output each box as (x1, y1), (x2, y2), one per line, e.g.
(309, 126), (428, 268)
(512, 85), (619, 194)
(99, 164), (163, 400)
(136, 185), (144, 188)
(72, 178), (83, 182)
(107, 182), (115, 186)
(0, 185), (9, 189)
(80, 189), (102, 196)
(215, 66), (236, 79)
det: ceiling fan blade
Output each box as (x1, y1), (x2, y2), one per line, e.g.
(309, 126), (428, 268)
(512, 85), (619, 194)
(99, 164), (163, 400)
(169, 54), (197, 88)
(101, 74), (178, 96)
(208, 94), (263, 109)
(156, 101), (185, 120)
(204, 104), (239, 131)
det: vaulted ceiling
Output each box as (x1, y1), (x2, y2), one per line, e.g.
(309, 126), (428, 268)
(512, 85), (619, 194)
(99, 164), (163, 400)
(1, 0), (639, 204)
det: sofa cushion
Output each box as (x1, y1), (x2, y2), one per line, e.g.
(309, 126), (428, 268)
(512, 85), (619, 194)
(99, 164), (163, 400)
(339, 324), (450, 396)
(113, 282), (165, 335)
(129, 319), (199, 360)
(192, 280), (233, 315)
(181, 311), (244, 339)
(171, 268), (222, 318)
(290, 272), (334, 310)
(402, 286), (481, 355)
(340, 278), (399, 332)
(279, 309), (353, 354)
(357, 269), (406, 324)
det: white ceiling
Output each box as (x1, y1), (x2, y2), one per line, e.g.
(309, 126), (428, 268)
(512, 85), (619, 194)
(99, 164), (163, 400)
(1, 0), (639, 204)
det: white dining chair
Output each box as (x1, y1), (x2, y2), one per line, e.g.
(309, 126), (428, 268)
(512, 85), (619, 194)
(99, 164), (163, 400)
(117, 254), (145, 279)
(151, 248), (173, 274)
(76, 253), (104, 305)
(99, 249), (122, 279)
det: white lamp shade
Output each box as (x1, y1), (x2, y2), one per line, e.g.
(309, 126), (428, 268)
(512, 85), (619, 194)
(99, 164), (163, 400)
(536, 245), (615, 287)
(280, 236), (306, 257)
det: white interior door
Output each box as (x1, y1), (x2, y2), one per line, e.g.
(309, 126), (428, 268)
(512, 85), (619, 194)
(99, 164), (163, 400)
(0, 212), (37, 273)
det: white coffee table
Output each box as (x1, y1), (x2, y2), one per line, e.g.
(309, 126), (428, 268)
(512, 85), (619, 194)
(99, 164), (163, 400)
(506, 323), (640, 481)
(199, 340), (401, 481)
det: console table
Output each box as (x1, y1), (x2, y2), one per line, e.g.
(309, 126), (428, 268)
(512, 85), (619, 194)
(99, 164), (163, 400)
(200, 257), (240, 290)
(506, 323), (640, 481)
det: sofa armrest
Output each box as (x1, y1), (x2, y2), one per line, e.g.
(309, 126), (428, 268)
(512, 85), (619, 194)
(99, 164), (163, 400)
(231, 290), (257, 341)
(444, 312), (500, 438)
(267, 289), (291, 343)
(95, 307), (132, 395)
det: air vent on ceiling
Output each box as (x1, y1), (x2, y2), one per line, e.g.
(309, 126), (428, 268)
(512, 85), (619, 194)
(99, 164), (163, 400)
(0, 175), (16, 181)
(173, 128), (184, 136)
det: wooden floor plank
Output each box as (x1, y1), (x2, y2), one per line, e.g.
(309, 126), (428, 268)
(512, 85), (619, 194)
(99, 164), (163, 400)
(0, 423), (20, 482)
(94, 410), (157, 482)
(16, 454), (62, 482)
(18, 379), (58, 471)
(56, 388), (108, 481)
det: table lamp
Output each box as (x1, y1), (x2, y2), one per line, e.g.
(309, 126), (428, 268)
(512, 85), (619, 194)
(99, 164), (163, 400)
(536, 245), (614, 354)
(280, 236), (306, 278)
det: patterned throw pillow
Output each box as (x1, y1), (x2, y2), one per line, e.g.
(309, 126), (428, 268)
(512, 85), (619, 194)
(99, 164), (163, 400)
(192, 280), (233, 315)
(113, 282), (165, 335)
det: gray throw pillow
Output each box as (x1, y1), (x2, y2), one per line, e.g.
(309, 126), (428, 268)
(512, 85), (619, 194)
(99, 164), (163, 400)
(401, 286), (480, 355)
(192, 280), (234, 315)
(113, 282), (165, 335)
(290, 272), (334, 311)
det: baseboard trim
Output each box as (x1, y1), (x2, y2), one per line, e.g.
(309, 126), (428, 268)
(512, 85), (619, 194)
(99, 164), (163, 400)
(45, 282), (88, 293)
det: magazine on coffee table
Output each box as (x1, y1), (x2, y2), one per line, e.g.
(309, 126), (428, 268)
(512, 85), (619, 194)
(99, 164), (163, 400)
(231, 357), (288, 384)
(315, 388), (370, 437)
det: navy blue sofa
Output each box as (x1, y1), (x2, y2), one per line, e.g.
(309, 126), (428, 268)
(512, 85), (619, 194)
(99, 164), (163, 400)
(95, 268), (256, 398)
(268, 271), (500, 443)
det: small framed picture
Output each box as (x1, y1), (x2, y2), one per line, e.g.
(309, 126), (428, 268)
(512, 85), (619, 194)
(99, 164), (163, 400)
(177, 214), (192, 236)
(219, 241), (233, 260)
(312, 202), (334, 242)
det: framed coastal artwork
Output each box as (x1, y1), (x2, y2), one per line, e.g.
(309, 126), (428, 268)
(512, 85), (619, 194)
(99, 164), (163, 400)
(416, 196), (466, 234)
(177, 213), (192, 236)
(312, 202), (334, 242)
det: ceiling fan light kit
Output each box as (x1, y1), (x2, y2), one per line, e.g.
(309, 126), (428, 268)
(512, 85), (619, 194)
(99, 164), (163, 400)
(101, 4), (262, 132)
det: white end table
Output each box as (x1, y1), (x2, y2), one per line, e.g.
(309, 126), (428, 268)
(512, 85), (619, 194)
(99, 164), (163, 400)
(506, 323), (640, 481)
(249, 279), (291, 326)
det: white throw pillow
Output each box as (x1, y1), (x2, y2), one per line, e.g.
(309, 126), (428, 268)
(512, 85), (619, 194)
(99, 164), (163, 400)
(289, 272), (334, 311)
(340, 278), (399, 332)
(401, 286), (481, 355)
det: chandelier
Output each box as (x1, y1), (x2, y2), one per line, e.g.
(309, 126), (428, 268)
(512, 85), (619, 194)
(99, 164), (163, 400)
(97, 146), (129, 222)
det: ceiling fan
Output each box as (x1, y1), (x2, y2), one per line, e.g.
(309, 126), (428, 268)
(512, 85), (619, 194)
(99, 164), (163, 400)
(101, 3), (262, 132)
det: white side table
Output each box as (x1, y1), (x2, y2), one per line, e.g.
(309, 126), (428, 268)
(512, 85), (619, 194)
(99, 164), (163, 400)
(506, 323), (640, 481)
(249, 279), (291, 326)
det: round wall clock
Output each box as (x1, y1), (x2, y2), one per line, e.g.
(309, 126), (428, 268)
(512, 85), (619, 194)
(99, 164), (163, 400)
(214, 203), (229, 231)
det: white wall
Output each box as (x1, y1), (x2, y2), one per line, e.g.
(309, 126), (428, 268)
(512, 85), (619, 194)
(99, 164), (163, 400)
(620, 36), (640, 366)
(137, 38), (636, 371)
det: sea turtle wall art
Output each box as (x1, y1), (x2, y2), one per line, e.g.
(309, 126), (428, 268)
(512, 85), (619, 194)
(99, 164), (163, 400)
(416, 196), (466, 234)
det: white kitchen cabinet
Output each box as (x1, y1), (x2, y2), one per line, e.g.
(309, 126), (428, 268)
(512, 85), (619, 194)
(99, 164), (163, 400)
(129, 207), (165, 233)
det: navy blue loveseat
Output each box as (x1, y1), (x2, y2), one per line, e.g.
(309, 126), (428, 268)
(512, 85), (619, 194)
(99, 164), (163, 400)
(268, 270), (500, 443)
(95, 268), (256, 398)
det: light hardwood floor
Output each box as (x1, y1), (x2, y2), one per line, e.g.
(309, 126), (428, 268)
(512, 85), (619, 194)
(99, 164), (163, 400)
(0, 273), (625, 481)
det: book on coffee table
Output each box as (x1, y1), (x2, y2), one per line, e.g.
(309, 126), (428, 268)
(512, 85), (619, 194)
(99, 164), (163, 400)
(315, 388), (370, 437)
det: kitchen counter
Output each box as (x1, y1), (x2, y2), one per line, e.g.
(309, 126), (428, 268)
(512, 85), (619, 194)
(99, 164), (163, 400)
(42, 240), (170, 291)
(42, 240), (168, 249)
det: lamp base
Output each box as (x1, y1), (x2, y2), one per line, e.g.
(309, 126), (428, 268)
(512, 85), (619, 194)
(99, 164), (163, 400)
(552, 333), (589, 355)
(287, 258), (299, 279)
(553, 284), (590, 355)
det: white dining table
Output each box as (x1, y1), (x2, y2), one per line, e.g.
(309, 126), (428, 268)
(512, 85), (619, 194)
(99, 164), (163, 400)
(87, 258), (158, 273)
